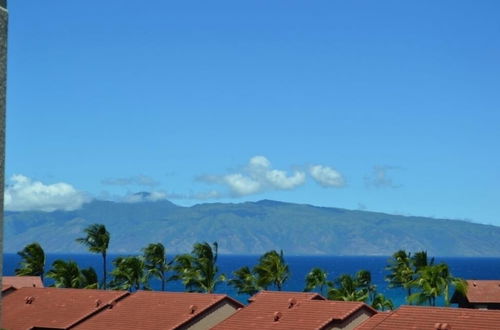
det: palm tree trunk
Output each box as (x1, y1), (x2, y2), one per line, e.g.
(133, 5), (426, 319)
(103, 252), (107, 290)
(161, 272), (165, 291)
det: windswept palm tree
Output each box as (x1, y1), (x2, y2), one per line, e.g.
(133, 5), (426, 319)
(15, 242), (45, 281)
(229, 250), (290, 295)
(408, 263), (446, 306)
(143, 243), (170, 291)
(328, 274), (368, 302)
(371, 293), (394, 311)
(304, 267), (330, 296)
(254, 250), (289, 291)
(76, 224), (110, 289)
(229, 266), (261, 296)
(173, 242), (225, 293)
(409, 263), (467, 306)
(110, 256), (148, 292)
(386, 250), (415, 300)
(46, 260), (98, 289)
(355, 270), (377, 303)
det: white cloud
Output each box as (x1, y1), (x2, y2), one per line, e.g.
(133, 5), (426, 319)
(266, 170), (306, 189)
(4, 174), (88, 212)
(223, 174), (261, 195)
(199, 156), (306, 196)
(309, 165), (345, 187)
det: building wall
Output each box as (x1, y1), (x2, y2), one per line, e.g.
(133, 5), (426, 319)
(180, 301), (239, 330)
(325, 309), (374, 330)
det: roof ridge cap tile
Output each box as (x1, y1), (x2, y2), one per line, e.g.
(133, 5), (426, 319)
(64, 291), (130, 329)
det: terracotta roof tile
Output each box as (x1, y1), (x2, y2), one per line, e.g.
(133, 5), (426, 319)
(2, 284), (15, 293)
(213, 291), (376, 330)
(356, 305), (500, 330)
(3, 287), (129, 330)
(3, 276), (44, 288)
(460, 280), (500, 304)
(355, 312), (392, 330)
(73, 291), (244, 330)
(247, 290), (325, 302)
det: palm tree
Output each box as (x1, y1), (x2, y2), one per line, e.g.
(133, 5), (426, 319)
(254, 250), (289, 291)
(15, 242), (45, 281)
(229, 266), (261, 296)
(409, 263), (467, 306)
(328, 274), (368, 302)
(143, 243), (170, 291)
(385, 250), (414, 300)
(304, 267), (330, 296)
(80, 267), (99, 289)
(110, 256), (148, 292)
(76, 224), (110, 289)
(173, 242), (225, 293)
(411, 251), (434, 272)
(371, 293), (394, 311)
(46, 260), (98, 289)
(355, 270), (377, 303)
(440, 265), (467, 306)
(408, 264), (445, 306)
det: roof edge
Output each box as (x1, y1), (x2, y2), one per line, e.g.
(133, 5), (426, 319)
(172, 295), (244, 330)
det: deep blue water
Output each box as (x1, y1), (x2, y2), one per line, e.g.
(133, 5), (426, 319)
(4, 253), (500, 306)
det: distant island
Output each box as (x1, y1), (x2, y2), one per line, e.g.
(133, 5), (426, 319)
(5, 199), (500, 256)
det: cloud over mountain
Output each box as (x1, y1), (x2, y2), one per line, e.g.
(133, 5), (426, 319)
(4, 174), (88, 212)
(198, 156), (306, 196)
(309, 165), (345, 187)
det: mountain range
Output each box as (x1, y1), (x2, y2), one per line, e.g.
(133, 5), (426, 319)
(5, 199), (500, 256)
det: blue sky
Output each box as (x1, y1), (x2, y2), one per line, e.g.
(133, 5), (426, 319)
(5, 1), (500, 224)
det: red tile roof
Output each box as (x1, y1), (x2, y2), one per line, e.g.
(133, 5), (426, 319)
(3, 287), (129, 330)
(3, 275), (44, 288)
(247, 290), (325, 302)
(355, 312), (392, 330)
(214, 291), (376, 330)
(356, 305), (500, 330)
(460, 280), (500, 303)
(2, 284), (15, 293)
(73, 291), (244, 330)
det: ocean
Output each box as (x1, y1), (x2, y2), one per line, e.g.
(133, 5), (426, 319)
(4, 253), (500, 306)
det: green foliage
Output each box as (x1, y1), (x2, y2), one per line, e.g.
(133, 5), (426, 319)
(326, 270), (394, 310)
(385, 250), (414, 297)
(228, 266), (261, 296)
(143, 243), (170, 291)
(386, 250), (466, 306)
(46, 260), (98, 289)
(385, 250), (434, 302)
(172, 242), (225, 293)
(304, 267), (330, 296)
(254, 250), (289, 291)
(229, 250), (290, 295)
(110, 256), (149, 292)
(76, 224), (110, 289)
(328, 273), (369, 302)
(371, 293), (394, 311)
(15, 242), (45, 281)
(409, 263), (467, 306)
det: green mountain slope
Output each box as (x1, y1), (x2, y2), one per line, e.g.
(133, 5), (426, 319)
(5, 199), (500, 256)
